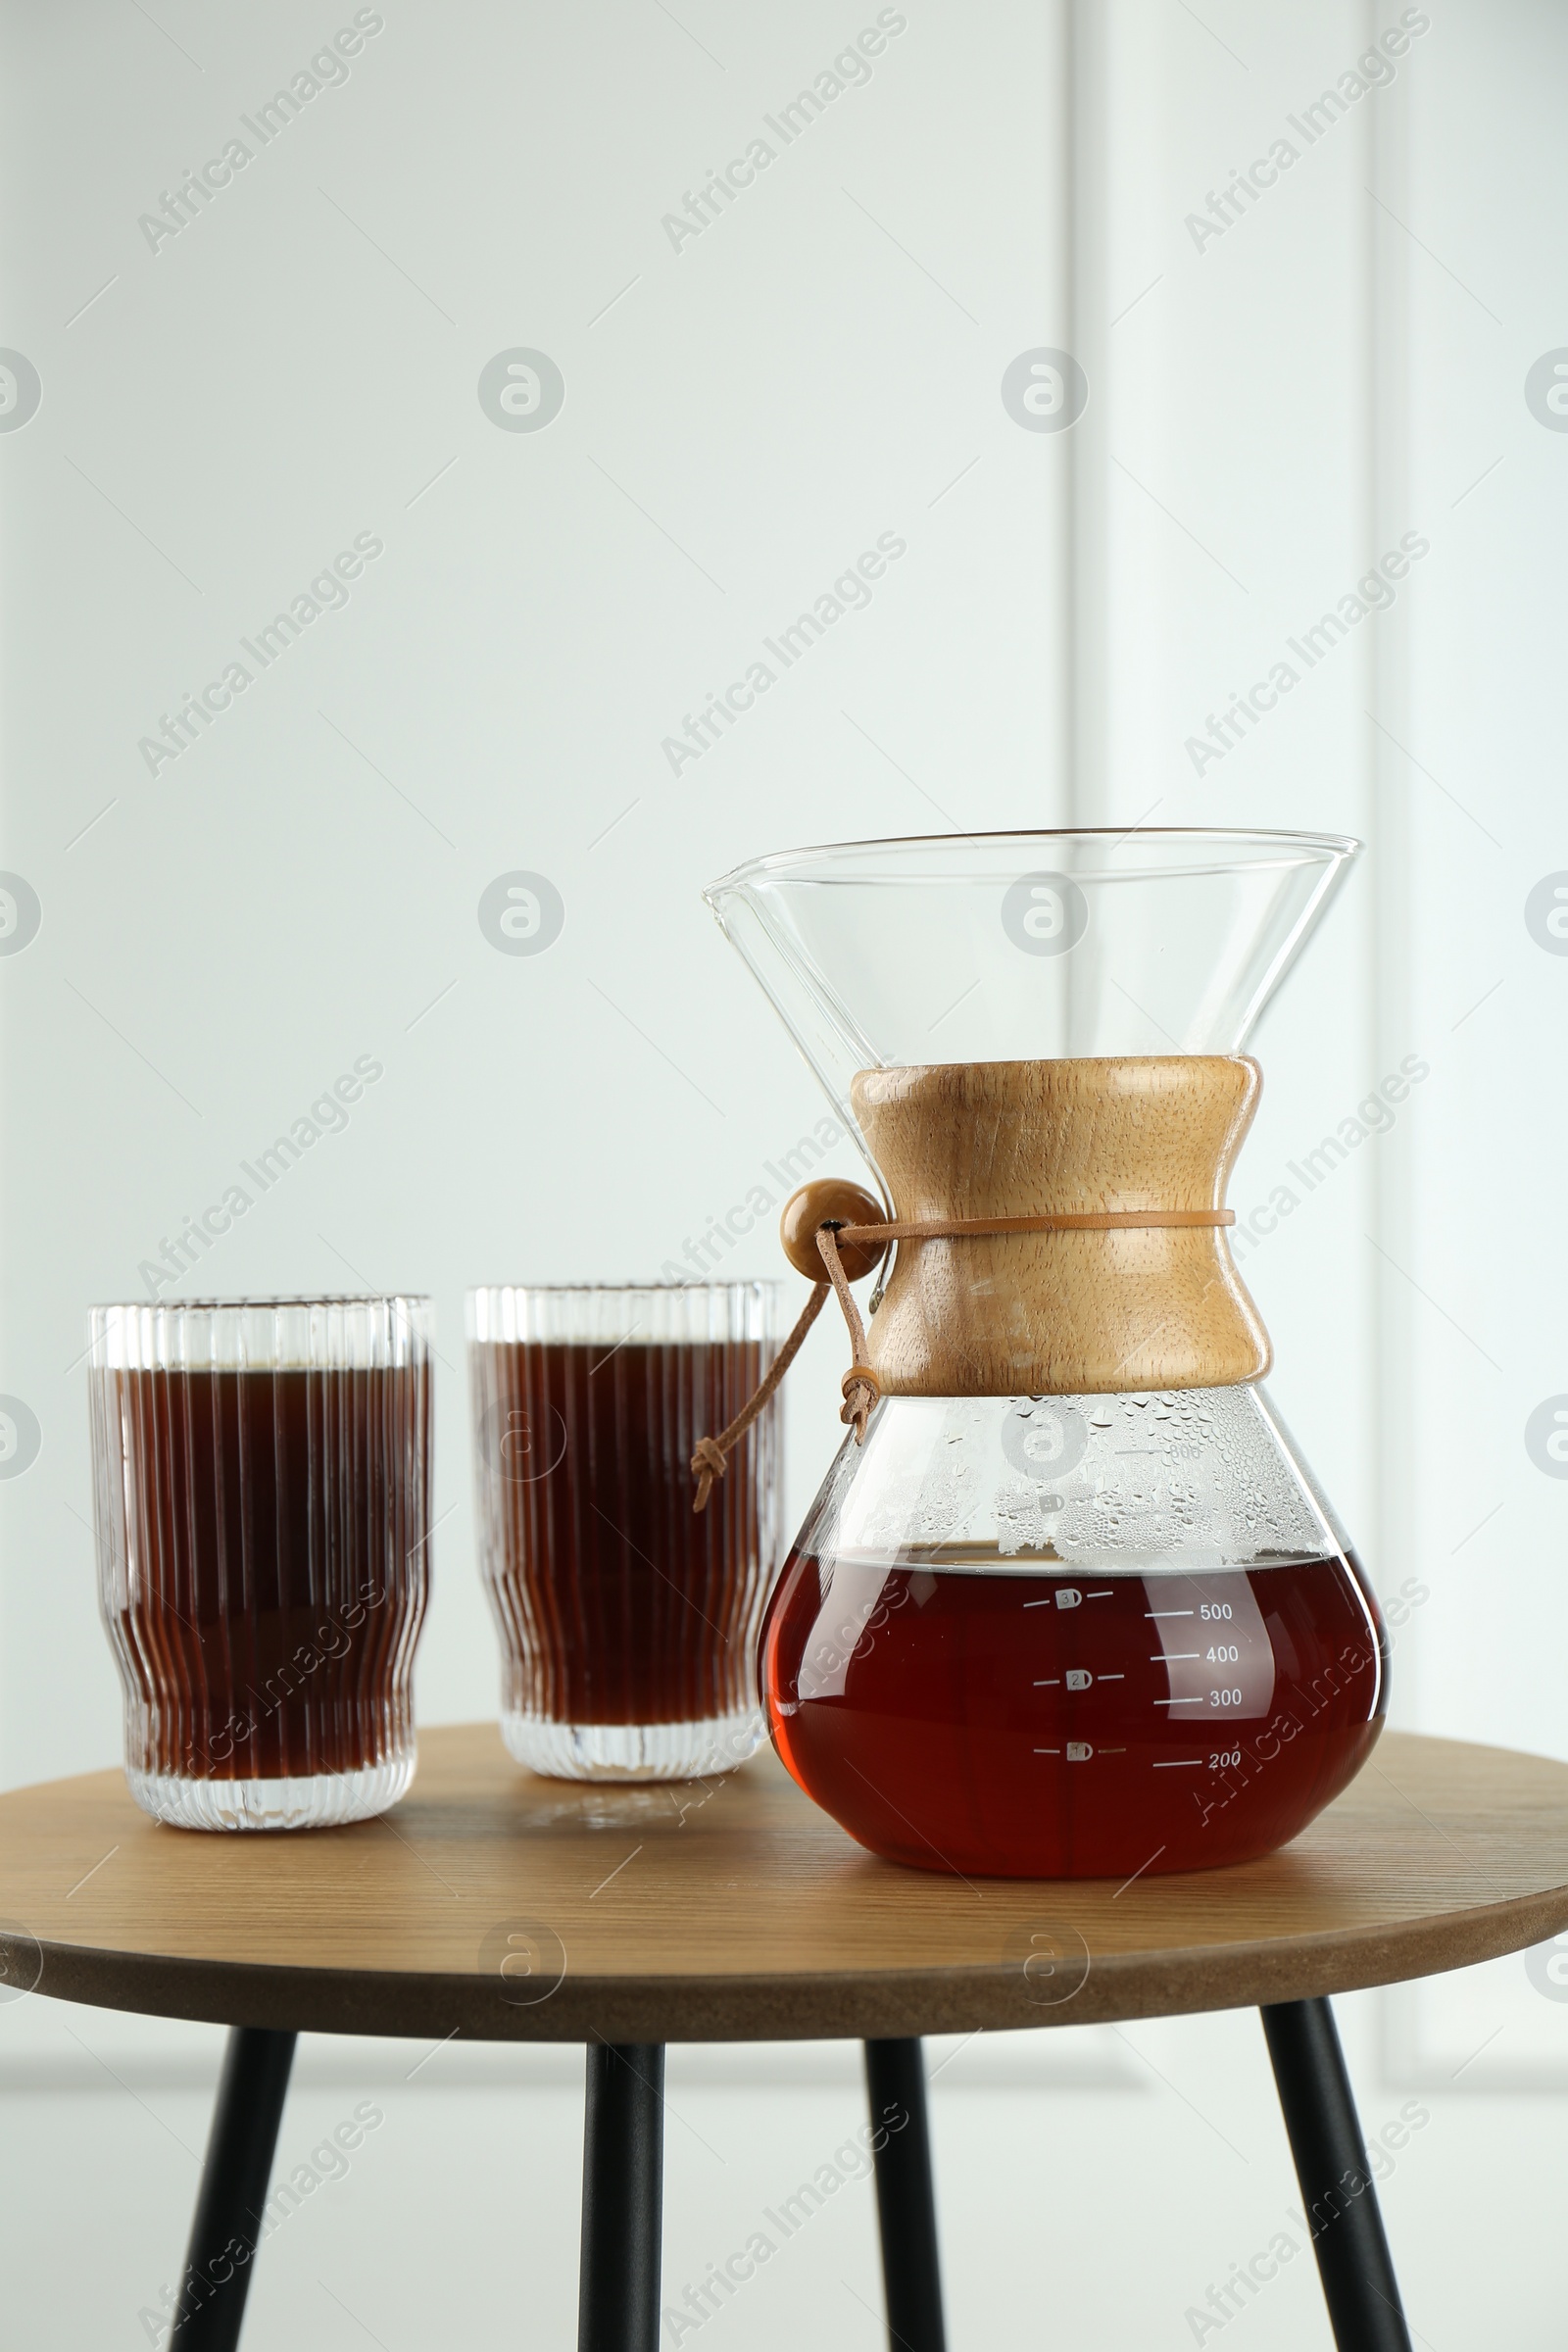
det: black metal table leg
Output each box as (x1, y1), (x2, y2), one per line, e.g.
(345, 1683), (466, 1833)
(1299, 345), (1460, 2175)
(1260, 1999), (1412, 2352)
(172, 2026), (296, 2349)
(863, 2037), (948, 2352)
(578, 2042), (665, 2352)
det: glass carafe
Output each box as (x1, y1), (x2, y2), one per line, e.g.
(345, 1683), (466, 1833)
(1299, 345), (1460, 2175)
(705, 830), (1386, 1880)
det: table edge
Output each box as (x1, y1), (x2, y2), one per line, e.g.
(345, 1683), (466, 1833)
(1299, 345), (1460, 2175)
(10, 1880), (1568, 2043)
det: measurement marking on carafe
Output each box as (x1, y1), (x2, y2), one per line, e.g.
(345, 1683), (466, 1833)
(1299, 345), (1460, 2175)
(1152, 1758), (1203, 1768)
(1152, 1697), (1204, 1705)
(1033, 1678), (1060, 1687)
(1146, 1610), (1194, 1618)
(1157, 1653), (1200, 1662)
(1098, 1673), (1124, 1681)
(1086, 1591), (1113, 1599)
(1033, 1747), (1060, 1754)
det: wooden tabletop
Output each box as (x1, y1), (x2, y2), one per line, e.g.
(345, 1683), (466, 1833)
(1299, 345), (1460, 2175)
(2, 1726), (1565, 2044)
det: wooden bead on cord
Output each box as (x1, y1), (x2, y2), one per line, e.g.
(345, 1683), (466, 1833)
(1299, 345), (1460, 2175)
(779, 1180), (887, 1283)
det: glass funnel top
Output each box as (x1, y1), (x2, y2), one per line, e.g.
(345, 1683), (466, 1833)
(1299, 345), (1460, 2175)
(705, 829), (1360, 1129)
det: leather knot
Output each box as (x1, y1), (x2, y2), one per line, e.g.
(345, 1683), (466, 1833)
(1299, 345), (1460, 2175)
(690, 1433), (729, 1512)
(839, 1363), (881, 1444)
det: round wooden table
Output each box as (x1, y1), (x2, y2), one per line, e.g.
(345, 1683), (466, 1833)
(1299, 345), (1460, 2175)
(4, 1725), (1566, 2352)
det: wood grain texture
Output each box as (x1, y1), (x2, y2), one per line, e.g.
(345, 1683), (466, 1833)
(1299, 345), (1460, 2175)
(852, 1056), (1270, 1396)
(1, 1727), (1565, 2044)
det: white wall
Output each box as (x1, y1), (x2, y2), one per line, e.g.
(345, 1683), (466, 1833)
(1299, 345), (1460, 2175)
(3, 0), (1567, 2344)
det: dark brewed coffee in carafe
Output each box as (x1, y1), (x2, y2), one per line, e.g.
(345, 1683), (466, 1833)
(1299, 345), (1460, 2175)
(760, 1391), (1385, 1878)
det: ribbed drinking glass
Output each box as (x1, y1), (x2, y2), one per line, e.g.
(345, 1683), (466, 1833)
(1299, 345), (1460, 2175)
(88, 1296), (431, 1831)
(468, 1282), (783, 1781)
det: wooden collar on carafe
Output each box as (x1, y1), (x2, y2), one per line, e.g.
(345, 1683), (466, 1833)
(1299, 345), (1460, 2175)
(689, 1177), (1237, 1513)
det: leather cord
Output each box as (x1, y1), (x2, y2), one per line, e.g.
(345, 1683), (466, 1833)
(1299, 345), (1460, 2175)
(690, 1205), (1235, 1512)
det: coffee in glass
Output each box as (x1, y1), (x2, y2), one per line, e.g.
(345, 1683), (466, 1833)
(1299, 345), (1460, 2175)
(468, 1283), (781, 1780)
(89, 1296), (431, 1830)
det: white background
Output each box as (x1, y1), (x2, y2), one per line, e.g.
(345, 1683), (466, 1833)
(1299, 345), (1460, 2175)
(2, 0), (1567, 2344)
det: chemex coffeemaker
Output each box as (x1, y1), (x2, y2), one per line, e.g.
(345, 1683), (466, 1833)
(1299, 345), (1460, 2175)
(696, 829), (1386, 1880)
